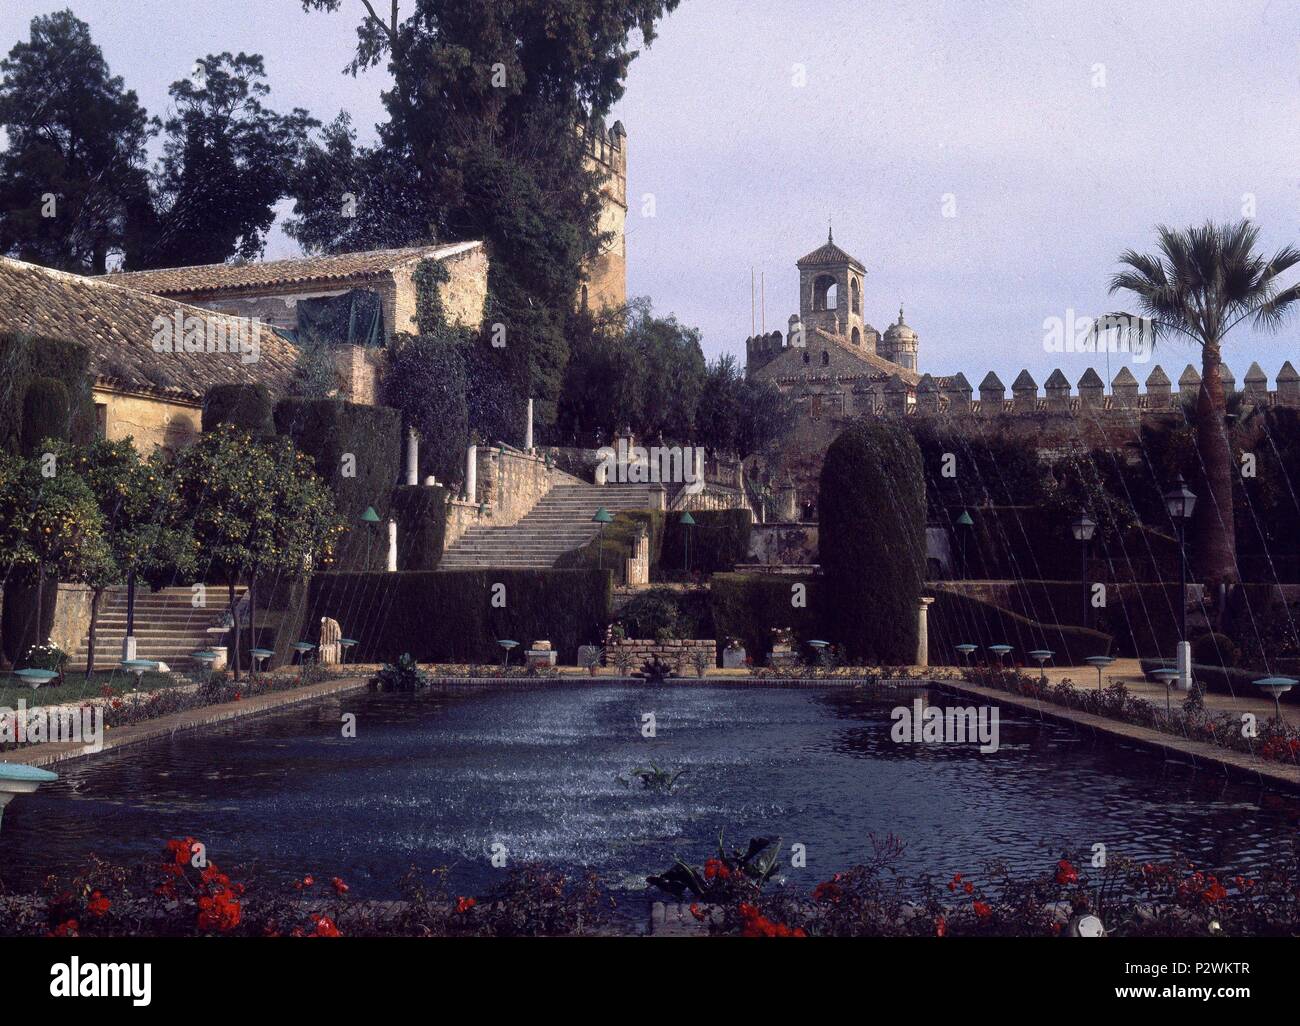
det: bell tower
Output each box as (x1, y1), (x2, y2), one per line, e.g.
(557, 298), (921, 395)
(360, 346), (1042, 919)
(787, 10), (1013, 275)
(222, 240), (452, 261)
(796, 227), (868, 347)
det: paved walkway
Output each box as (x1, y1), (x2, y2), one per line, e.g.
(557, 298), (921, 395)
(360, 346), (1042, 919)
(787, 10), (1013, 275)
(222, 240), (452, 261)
(0, 675), (370, 769)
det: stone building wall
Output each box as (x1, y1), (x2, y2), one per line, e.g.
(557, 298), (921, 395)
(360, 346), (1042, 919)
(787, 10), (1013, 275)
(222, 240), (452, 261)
(580, 121), (627, 311)
(443, 447), (557, 551)
(93, 384), (203, 455)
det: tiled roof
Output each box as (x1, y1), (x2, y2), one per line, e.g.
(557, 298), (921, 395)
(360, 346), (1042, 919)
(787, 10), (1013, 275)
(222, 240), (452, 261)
(98, 241), (481, 297)
(0, 257), (298, 401)
(795, 231), (865, 271)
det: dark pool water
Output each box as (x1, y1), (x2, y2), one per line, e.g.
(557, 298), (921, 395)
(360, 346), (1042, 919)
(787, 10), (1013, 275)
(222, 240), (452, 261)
(1, 683), (1297, 920)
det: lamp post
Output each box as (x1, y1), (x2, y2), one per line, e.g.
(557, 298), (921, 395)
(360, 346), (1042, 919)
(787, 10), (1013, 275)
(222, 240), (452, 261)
(679, 510), (696, 573)
(955, 510), (973, 580)
(360, 505), (381, 570)
(592, 508), (613, 570)
(1163, 475), (1197, 692)
(1071, 513), (1096, 629)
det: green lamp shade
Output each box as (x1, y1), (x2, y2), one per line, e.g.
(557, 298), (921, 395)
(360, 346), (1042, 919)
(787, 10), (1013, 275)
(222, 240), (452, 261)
(592, 508), (614, 524)
(679, 511), (696, 526)
(360, 506), (381, 524)
(956, 511), (974, 527)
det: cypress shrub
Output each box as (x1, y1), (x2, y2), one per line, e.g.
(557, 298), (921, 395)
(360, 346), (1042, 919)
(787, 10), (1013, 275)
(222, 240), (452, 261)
(274, 398), (401, 569)
(818, 422), (925, 663)
(709, 572), (822, 661)
(618, 586), (714, 640)
(301, 569), (613, 664)
(0, 332), (92, 455)
(20, 377), (70, 455)
(202, 383), (274, 435)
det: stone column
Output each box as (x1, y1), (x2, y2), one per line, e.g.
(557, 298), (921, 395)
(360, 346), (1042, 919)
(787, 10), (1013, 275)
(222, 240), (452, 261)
(406, 426), (419, 486)
(525, 398), (534, 451)
(386, 518), (398, 572)
(916, 597), (935, 668)
(465, 444), (477, 504)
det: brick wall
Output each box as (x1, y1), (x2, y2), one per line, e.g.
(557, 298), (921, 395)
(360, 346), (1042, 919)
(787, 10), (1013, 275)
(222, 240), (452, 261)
(607, 638), (716, 672)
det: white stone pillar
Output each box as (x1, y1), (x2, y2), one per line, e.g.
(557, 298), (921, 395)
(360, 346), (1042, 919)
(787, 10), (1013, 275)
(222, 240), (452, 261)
(916, 597), (935, 668)
(386, 518), (398, 572)
(693, 447), (705, 485)
(406, 426), (419, 486)
(525, 398), (534, 451)
(1176, 639), (1192, 692)
(465, 444), (477, 504)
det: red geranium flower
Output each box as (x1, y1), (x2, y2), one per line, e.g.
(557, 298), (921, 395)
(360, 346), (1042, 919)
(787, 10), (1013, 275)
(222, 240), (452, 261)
(86, 891), (111, 918)
(1055, 859), (1079, 886)
(332, 877), (349, 895)
(973, 901), (992, 919)
(934, 916), (946, 937)
(455, 897), (476, 914)
(310, 915), (341, 938)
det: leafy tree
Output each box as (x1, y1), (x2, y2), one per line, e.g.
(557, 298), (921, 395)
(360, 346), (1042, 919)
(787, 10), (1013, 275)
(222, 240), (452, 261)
(290, 0), (680, 426)
(696, 354), (795, 458)
(0, 10), (153, 273)
(56, 439), (198, 674)
(0, 441), (113, 667)
(132, 53), (318, 269)
(173, 425), (344, 677)
(1109, 221), (1300, 584)
(384, 330), (470, 485)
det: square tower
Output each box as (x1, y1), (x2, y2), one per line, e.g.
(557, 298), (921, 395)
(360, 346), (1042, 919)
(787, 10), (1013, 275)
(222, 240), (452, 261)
(796, 229), (869, 348)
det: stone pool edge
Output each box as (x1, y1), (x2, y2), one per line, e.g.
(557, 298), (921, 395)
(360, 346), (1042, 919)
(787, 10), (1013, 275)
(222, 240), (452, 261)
(940, 678), (1300, 794)
(0, 676), (371, 770)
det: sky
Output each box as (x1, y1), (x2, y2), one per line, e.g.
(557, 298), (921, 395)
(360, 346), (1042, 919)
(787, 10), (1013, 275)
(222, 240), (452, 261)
(2, 0), (1298, 389)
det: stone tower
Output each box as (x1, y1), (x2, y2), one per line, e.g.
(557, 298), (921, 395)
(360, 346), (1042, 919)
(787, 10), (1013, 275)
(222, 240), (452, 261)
(880, 307), (919, 371)
(796, 228), (870, 348)
(579, 118), (628, 311)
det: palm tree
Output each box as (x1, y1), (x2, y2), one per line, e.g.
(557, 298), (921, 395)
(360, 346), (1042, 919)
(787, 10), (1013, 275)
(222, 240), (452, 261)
(1109, 221), (1300, 584)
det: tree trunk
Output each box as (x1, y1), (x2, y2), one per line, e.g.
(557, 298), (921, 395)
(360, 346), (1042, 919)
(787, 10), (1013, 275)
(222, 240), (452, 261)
(228, 580), (241, 682)
(1193, 342), (1239, 587)
(247, 576), (257, 675)
(86, 588), (102, 677)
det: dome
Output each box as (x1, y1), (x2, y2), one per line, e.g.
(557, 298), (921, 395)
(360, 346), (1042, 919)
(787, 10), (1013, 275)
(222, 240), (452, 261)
(884, 307), (917, 341)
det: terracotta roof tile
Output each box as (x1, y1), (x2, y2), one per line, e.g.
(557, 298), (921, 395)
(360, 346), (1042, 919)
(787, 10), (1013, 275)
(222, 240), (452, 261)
(0, 256), (298, 401)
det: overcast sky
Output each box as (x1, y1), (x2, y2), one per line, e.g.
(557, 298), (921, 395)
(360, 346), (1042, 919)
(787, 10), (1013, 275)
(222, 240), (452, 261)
(3, 0), (1298, 389)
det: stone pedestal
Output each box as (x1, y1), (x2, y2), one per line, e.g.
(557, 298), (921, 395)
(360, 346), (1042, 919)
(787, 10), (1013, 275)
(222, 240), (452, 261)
(406, 427), (419, 486)
(386, 519), (398, 572)
(722, 645), (747, 669)
(210, 646), (228, 672)
(465, 444), (478, 503)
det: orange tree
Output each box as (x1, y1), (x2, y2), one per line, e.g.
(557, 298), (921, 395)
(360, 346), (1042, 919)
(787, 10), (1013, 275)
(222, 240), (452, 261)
(172, 424), (344, 678)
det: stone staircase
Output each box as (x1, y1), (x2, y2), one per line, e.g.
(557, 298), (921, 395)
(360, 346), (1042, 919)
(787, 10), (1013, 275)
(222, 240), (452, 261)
(438, 483), (660, 569)
(70, 585), (243, 670)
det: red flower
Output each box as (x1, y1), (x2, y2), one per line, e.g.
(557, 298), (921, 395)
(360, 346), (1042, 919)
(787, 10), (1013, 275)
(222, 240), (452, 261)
(86, 891), (111, 918)
(295, 875), (315, 890)
(972, 901), (992, 919)
(703, 858), (731, 881)
(1202, 878), (1227, 904)
(963, 882), (974, 894)
(196, 887), (242, 932)
(49, 919), (79, 937)
(934, 915), (946, 937)
(1055, 859), (1079, 886)
(455, 897), (476, 914)
(331, 876), (349, 895)
(309, 915), (341, 937)
(689, 903), (706, 921)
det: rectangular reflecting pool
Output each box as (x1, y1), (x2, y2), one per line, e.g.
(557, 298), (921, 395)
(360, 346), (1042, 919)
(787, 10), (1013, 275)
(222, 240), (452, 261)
(1, 683), (1296, 922)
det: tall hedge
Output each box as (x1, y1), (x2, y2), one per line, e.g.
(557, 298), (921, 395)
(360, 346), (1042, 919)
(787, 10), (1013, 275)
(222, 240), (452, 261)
(0, 331), (93, 455)
(927, 590), (1112, 665)
(660, 508), (752, 576)
(20, 377), (70, 455)
(391, 484), (449, 571)
(274, 398), (401, 569)
(710, 572), (821, 661)
(818, 422), (925, 663)
(301, 569), (613, 664)
(203, 383), (273, 435)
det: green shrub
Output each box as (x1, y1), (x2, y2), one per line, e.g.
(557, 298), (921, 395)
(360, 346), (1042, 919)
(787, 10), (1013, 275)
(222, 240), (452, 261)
(618, 587), (712, 640)
(20, 377), (70, 455)
(928, 590), (1112, 665)
(0, 332), (93, 456)
(202, 383), (273, 435)
(302, 569), (613, 664)
(710, 573), (821, 662)
(659, 508), (751, 576)
(555, 509), (664, 583)
(819, 422), (925, 663)
(1191, 632), (1240, 668)
(274, 398), (401, 569)
(391, 485), (449, 571)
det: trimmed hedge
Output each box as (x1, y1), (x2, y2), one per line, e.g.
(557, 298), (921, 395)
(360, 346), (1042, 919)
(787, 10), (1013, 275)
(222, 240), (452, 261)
(819, 422), (925, 664)
(555, 509), (664, 583)
(1138, 658), (1299, 705)
(274, 398), (401, 570)
(0, 332), (93, 456)
(20, 377), (70, 455)
(203, 383), (273, 435)
(618, 586), (714, 640)
(391, 485), (449, 571)
(710, 572), (821, 662)
(927, 590), (1113, 666)
(660, 508), (752, 576)
(301, 569), (613, 664)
